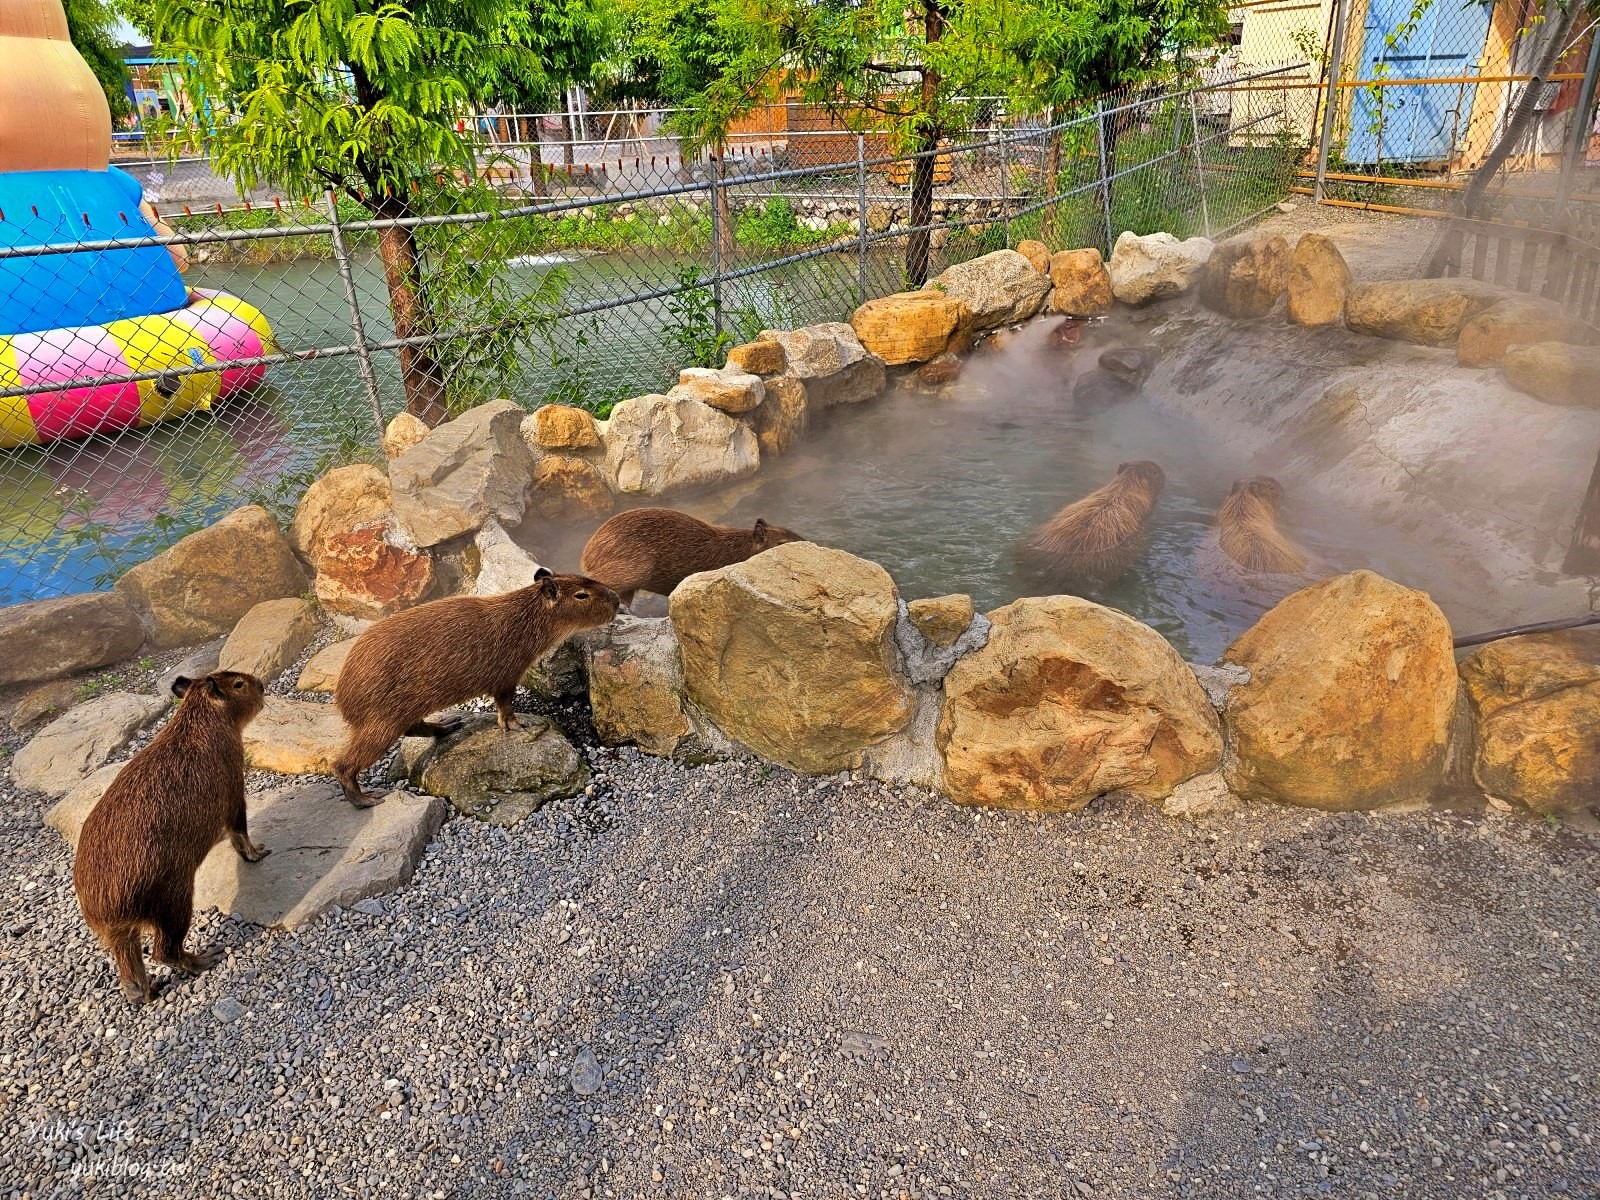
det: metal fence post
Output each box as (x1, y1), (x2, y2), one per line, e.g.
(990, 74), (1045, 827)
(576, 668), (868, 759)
(1095, 101), (1114, 254)
(325, 190), (386, 444)
(856, 134), (868, 305)
(709, 151), (725, 339)
(1188, 92), (1212, 239)
(1315, 0), (1352, 204)
(999, 121), (1010, 248)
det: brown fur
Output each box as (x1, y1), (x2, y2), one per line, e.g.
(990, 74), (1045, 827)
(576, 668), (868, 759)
(579, 508), (805, 611)
(1016, 461), (1166, 590)
(1218, 476), (1308, 575)
(332, 569), (619, 806)
(73, 670), (267, 1004)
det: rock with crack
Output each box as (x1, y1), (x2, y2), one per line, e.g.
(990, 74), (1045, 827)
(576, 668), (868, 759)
(758, 323), (886, 408)
(894, 600), (990, 686)
(12, 693), (168, 797)
(388, 398), (535, 547)
(587, 616), (694, 758)
(603, 392), (761, 496)
(925, 250), (1052, 330)
(219, 598), (319, 683)
(473, 521), (545, 595)
(400, 715), (589, 826)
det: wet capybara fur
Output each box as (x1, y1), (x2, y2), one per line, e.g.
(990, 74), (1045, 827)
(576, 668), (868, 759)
(1015, 461), (1166, 591)
(580, 508), (805, 611)
(1218, 476), (1308, 575)
(332, 568), (619, 807)
(73, 670), (267, 1004)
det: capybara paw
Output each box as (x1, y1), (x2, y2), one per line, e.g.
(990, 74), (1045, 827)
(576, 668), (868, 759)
(499, 715), (525, 733)
(435, 715), (464, 735)
(241, 841), (270, 863)
(349, 790), (387, 809)
(166, 947), (220, 974)
(120, 981), (153, 1005)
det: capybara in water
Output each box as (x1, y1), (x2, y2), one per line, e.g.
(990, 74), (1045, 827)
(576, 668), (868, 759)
(332, 568), (619, 807)
(1217, 476), (1308, 575)
(73, 670), (267, 1004)
(1016, 461), (1166, 591)
(580, 508), (805, 612)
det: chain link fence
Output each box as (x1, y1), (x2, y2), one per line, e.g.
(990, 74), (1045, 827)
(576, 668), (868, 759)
(0, 64), (1310, 605)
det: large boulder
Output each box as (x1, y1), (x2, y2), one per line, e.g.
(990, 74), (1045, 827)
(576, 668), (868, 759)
(669, 367), (766, 415)
(936, 597), (1221, 811)
(603, 393), (760, 496)
(530, 456), (615, 520)
(0, 592), (145, 687)
(1501, 341), (1600, 407)
(1108, 231), (1214, 305)
(219, 598), (319, 683)
(760, 323), (886, 408)
(401, 715), (589, 826)
(388, 398), (535, 547)
(1286, 233), (1352, 328)
(49, 775), (446, 930)
(296, 639), (355, 693)
(11, 693), (168, 797)
(471, 521), (546, 596)
(1458, 628), (1600, 813)
(242, 697), (349, 775)
(314, 525), (435, 620)
(382, 412), (430, 459)
(289, 464), (391, 568)
(1049, 249), (1113, 317)
(1456, 297), (1570, 367)
(745, 375), (809, 458)
(528, 404), (602, 451)
(1344, 278), (1504, 346)
(1015, 239), (1051, 275)
(1199, 232), (1290, 318)
(924, 250), (1051, 330)
(849, 291), (969, 365)
(1221, 571), (1456, 810)
(116, 506), (309, 649)
(725, 337), (787, 376)
(588, 617), (694, 757)
(670, 543), (914, 773)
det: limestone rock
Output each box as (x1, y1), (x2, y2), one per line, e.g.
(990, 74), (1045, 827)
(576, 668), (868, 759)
(405, 715), (589, 826)
(671, 543), (914, 773)
(726, 337), (787, 376)
(314, 525), (435, 620)
(1458, 298), (1571, 367)
(472, 522), (546, 596)
(529, 403), (601, 450)
(522, 636), (591, 698)
(588, 617), (693, 757)
(1502, 341), (1600, 407)
(1344, 278), (1504, 346)
(1016, 239), (1051, 275)
(760, 323), (886, 408)
(1160, 771), (1242, 819)
(603, 393), (760, 496)
(849, 291), (969, 365)
(1049, 249), (1113, 317)
(907, 594), (975, 647)
(12, 693), (167, 797)
(530, 456), (615, 520)
(116, 506), (309, 649)
(1221, 570), (1456, 810)
(45, 764), (126, 847)
(936, 597), (1221, 811)
(382, 412), (430, 459)
(156, 643), (222, 698)
(1459, 628), (1600, 813)
(670, 367), (766, 415)
(388, 398), (535, 547)
(1108, 231), (1214, 305)
(1286, 233), (1352, 328)
(0, 591), (145, 687)
(289, 464), (391, 568)
(1199, 232), (1290, 319)
(296, 639), (355, 693)
(745, 375), (809, 458)
(925, 250), (1051, 330)
(10, 679), (78, 732)
(219, 598), (319, 683)
(242, 697), (348, 776)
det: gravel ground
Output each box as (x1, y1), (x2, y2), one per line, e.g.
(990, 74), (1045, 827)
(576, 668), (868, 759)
(3, 659), (1599, 1200)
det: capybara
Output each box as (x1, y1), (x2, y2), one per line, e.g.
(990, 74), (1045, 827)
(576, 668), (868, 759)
(1015, 461), (1166, 590)
(332, 568), (619, 807)
(1217, 476), (1308, 575)
(73, 670), (267, 1004)
(580, 508), (805, 612)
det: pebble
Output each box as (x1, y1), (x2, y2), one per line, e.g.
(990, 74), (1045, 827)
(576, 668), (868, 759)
(212, 997), (246, 1023)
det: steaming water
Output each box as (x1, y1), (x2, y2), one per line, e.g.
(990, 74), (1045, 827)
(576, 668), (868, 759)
(545, 311), (1412, 664)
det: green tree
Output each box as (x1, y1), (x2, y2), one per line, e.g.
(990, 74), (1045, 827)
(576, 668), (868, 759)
(64, 0), (133, 121)
(139, 0), (599, 424)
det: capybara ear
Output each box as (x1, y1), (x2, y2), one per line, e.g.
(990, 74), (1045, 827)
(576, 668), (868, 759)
(534, 566), (553, 581)
(171, 676), (192, 699)
(540, 574), (559, 601)
(753, 517), (769, 546)
(1115, 461), (1131, 473)
(205, 676), (224, 700)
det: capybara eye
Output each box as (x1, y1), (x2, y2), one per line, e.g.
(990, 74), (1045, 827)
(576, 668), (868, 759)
(576, 590), (590, 599)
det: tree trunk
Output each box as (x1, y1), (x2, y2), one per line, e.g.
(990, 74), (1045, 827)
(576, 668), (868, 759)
(906, 0), (944, 287)
(713, 146), (736, 259)
(375, 198), (448, 425)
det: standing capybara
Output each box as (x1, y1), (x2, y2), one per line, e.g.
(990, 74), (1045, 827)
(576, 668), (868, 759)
(580, 508), (805, 612)
(1015, 461), (1166, 591)
(74, 670), (268, 1004)
(332, 568), (619, 807)
(1217, 476), (1308, 575)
